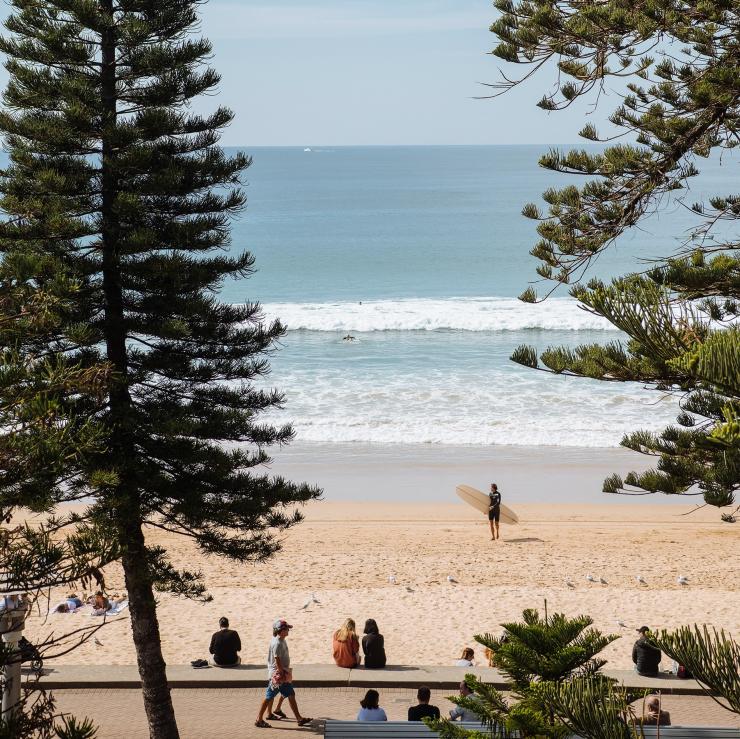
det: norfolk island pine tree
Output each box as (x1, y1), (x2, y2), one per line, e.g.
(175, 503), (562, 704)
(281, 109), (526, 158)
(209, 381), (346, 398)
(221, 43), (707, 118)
(0, 1), (320, 736)
(484, 0), (740, 721)
(488, 0), (740, 515)
(0, 220), (118, 737)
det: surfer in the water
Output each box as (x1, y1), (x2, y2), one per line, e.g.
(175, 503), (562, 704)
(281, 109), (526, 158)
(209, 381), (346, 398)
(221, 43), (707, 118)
(488, 483), (501, 541)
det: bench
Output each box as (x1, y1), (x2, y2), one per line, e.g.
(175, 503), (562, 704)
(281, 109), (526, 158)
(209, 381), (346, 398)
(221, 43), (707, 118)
(640, 731), (740, 738)
(324, 721), (740, 738)
(324, 721), (485, 737)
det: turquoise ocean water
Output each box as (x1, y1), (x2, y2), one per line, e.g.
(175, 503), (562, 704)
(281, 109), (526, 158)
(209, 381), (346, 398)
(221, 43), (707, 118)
(227, 145), (736, 448)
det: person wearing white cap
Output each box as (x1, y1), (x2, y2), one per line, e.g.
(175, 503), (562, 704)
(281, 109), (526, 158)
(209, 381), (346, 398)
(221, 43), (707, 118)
(255, 618), (312, 729)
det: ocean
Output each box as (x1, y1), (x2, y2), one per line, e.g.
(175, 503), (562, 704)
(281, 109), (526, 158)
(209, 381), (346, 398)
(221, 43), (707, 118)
(227, 145), (739, 449)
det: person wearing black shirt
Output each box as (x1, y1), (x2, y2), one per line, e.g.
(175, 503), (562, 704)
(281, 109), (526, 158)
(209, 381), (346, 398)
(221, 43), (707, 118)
(408, 686), (440, 722)
(632, 626), (661, 676)
(209, 616), (242, 666)
(362, 618), (386, 669)
(488, 483), (502, 541)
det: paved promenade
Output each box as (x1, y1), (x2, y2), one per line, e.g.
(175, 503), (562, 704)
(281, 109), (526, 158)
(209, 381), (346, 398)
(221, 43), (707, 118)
(35, 663), (713, 694)
(33, 664), (740, 738)
(52, 687), (740, 739)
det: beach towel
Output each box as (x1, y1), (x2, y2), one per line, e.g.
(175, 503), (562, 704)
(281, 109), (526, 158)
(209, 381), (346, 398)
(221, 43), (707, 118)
(90, 600), (129, 617)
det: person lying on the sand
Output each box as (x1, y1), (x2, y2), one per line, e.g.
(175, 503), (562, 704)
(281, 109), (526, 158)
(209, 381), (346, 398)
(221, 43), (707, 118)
(90, 592), (110, 616)
(54, 593), (84, 613)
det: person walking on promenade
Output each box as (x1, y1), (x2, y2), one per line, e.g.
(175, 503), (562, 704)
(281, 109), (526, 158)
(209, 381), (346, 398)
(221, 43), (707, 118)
(255, 619), (312, 729)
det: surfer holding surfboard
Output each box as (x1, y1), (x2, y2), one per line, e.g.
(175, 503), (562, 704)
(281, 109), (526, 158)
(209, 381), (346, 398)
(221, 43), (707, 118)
(455, 483), (518, 541)
(488, 484), (502, 541)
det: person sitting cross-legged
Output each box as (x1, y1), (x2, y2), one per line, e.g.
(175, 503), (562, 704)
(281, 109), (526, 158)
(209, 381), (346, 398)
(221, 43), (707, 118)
(209, 616), (241, 667)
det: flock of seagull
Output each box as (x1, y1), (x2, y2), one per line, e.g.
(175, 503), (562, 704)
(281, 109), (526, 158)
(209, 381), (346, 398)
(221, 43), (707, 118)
(297, 573), (691, 618)
(564, 574), (690, 588)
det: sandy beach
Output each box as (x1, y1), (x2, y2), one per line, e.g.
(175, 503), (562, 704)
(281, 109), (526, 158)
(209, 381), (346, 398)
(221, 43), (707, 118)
(24, 493), (739, 672)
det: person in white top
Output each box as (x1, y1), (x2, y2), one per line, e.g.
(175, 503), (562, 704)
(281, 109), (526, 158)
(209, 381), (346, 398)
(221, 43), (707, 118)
(449, 680), (481, 722)
(454, 647), (475, 667)
(357, 689), (387, 721)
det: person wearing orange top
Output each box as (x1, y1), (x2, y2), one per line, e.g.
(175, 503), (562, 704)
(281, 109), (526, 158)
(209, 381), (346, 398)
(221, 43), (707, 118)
(332, 618), (361, 668)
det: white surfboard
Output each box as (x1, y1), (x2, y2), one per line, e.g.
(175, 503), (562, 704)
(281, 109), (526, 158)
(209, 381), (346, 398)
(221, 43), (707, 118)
(456, 484), (519, 524)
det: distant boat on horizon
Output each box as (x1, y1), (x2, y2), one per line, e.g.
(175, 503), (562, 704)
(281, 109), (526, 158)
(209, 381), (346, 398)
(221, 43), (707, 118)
(304, 147), (312, 152)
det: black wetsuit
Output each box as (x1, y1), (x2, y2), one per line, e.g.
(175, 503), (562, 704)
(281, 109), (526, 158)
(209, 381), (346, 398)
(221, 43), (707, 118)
(488, 491), (501, 522)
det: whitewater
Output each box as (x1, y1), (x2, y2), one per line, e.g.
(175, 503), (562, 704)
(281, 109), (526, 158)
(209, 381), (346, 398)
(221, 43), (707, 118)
(221, 145), (726, 449)
(261, 297), (618, 333)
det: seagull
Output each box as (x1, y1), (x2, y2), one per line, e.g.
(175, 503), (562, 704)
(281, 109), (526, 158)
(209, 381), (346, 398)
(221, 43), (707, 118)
(586, 574), (596, 582)
(599, 577), (608, 585)
(447, 575), (458, 584)
(94, 638), (103, 647)
(405, 586), (414, 593)
(636, 575), (647, 585)
(677, 576), (689, 585)
(302, 592), (321, 609)
(388, 575), (397, 584)
(616, 620), (628, 628)
(565, 579), (576, 588)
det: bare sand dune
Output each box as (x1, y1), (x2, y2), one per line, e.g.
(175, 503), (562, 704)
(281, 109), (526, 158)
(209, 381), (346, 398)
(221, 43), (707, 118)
(21, 501), (739, 671)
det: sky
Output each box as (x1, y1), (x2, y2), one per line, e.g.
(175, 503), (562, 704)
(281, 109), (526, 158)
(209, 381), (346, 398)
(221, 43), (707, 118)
(0, 0), (616, 146)
(197, 0), (614, 146)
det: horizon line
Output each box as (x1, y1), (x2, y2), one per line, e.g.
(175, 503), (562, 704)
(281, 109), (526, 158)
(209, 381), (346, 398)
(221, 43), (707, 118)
(225, 142), (601, 148)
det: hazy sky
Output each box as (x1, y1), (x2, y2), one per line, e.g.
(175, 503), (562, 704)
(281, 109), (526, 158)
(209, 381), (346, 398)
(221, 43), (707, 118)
(0, 0), (615, 146)
(199, 0), (612, 146)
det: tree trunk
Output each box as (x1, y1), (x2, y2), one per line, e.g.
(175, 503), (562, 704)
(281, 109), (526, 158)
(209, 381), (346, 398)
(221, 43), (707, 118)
(99, 2), (180, 736)
(120, 514), (180, 739)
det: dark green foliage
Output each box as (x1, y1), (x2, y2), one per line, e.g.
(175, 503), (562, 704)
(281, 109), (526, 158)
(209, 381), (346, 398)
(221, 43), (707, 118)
(0, 0), (320, 735)
(489, 0), (740, 515)
(0, 688), (99, 739)
(533, 678), (648, 739)
(54, 716), (98, 739)
(481, 609), (619, 692)
(653, 626), (740, 715)
(428, 606), (618, 738)
(0, 248), (110, 737)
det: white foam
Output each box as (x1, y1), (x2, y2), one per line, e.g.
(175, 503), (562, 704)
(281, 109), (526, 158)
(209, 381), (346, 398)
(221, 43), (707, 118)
(262, 370), (680, 448)
(261, 297), (617, 333)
